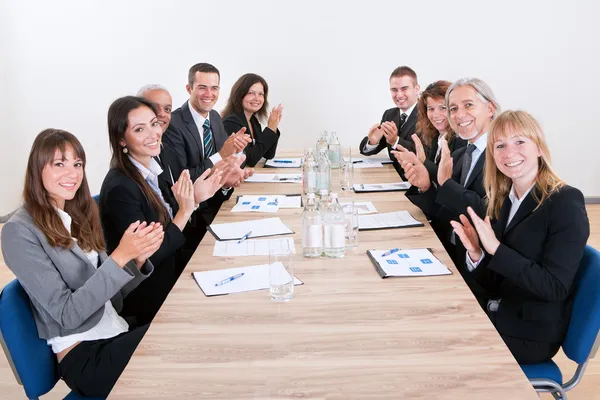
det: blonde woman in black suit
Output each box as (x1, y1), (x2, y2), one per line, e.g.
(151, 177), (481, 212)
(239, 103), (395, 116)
(451, 110), (589, 364)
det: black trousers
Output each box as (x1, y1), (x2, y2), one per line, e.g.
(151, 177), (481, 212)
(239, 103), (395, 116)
(488, 312), (561, 364)
(58, 324), (149, 398)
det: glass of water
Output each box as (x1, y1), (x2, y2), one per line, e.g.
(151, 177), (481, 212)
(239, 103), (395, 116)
(269, 244), (294, 301)
(343, 203), (359, 248)
(340, 159), (354, 191)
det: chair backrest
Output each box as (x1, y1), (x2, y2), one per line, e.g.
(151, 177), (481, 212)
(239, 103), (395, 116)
(92, 195), (100, 205)
(0, 279), (59, 399)
(563, 245), (600, 364)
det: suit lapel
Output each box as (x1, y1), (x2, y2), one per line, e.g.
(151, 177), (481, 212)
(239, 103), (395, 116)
(494, 197), (512, 240)
(451, 146), (467, 182)
(70, 243), (94, 267)
(464, 151), (485, 188)
(182, 102), (204, 159)
(504, 189), (539, 235)
(209, 110), (226, 151)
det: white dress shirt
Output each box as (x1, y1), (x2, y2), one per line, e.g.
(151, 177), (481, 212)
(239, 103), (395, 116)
(188, 100), (223, 165)
(463, 132), (488, 186)
(363, 102), (417, 152)
(46, 208), (129, 353)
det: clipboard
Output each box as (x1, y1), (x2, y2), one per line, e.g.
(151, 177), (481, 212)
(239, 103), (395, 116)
(366, 248), (452, 279)
(235, 194), (303, 207)
(353, 182), (411, 193)
(358, 211), (424, 231)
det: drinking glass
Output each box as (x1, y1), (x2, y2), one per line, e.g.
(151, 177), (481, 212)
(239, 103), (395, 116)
(343, 203), (359, 248)
(269, 244), (294, 301)
(340, 160), (354, 191)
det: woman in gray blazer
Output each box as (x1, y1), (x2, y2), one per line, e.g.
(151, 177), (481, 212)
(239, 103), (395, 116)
(1, 129), (164, 398)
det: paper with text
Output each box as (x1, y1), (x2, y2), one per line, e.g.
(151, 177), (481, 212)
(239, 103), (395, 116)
(245, 173), (302, 183)
(358, 210), (422, 230)
(213, 238), (296, 257)
(237, 195), (302, 209)
(353, 182), (411, 192)
(209, 217), (293, 240)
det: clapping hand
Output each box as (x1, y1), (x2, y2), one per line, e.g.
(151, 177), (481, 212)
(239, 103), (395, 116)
(220, 127), (251, 158)
(193, 168), (223, 204)
(367, 123), (384, 145)
(111, 221), (164, 268)
(391, 144), (430, 192)
(450, 207), (500, 261)
(267, 104), (283, 132)
(172, 169), (196, 215)
(381, 121), (399, 146)
(437, 135), (453, 186)
(412, 134), (427, 164)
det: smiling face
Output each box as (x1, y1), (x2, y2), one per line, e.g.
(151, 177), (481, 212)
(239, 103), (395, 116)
(120, 105), (162, 166)
(493, 131), (541, 187)
(448, 85), (495, 142)
(390, 75), (420, 112)
(242, 82), (265, 115)
(143, 89), (172, 133)
(426, 96), (449, 134)
(41, 146), (84, 210)
(187, 71), (220, 117)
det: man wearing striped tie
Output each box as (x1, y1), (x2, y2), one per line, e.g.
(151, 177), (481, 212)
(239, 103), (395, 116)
(164, 63), (253, 227)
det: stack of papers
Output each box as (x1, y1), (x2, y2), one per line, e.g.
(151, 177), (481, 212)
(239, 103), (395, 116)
(245, 173), (302, 183)
(367, 248), (451, 278)
(213, 238), (296, 257)
(232, 196), (280, 213)
(353, 182), (411, 192)
(264, 158), (303, 168)
(192, 264), (303, 296)
(339, 201), (377, 214)
(208, 217), (294, 241)
(236, 195), (302, 210)
(358, 211), (423, 231)
(352, 160), (384, 169)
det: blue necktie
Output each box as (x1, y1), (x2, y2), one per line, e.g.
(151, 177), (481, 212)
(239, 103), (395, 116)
(146, 177), (173, 219)
(203, 119), (215, 159)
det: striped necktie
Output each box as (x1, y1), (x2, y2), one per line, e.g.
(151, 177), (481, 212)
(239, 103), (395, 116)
(203, 119), (215, 159)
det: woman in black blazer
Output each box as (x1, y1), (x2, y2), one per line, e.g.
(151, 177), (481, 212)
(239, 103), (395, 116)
(451, 110), (590, 364)
(221, 73), (282, 167)
(100, 96), (221, 325)
(414, 81), (467, 183)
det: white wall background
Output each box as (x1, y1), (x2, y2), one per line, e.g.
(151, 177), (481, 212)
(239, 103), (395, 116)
(1, 0), (599, 214)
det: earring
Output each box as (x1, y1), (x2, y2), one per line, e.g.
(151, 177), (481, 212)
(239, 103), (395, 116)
(122, 146), (128, 154)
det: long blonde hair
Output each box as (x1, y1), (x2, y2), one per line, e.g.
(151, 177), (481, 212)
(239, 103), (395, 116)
(485, 110), (564, 219)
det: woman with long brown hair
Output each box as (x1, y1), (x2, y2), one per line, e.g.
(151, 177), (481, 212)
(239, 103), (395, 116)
(100, 96), (222, 325)
(451, 110), (589, 364)
(2, 129), (163, 397)
(221, 73), (283, 167)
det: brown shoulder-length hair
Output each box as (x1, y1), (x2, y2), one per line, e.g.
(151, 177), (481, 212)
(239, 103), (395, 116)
(485, 110), (564, 219)
(23, 129), (105, 252)
(107, 96), (170, 227)
(221, 73), (269, 122)
(416, 81), (455, 147)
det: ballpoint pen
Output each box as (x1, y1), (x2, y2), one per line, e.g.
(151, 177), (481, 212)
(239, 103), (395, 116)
(237, 230), (252, 244)
(280, 177), (301, 181)
(381, 248), (400, 257)
(214, 272), (245, 287)
(273, 160), (293, 163)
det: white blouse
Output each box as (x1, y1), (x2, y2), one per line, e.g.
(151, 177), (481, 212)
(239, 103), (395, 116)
(46, 208), (129, 354)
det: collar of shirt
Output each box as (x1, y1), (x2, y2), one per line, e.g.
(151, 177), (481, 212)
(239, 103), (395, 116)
(128, 155), (163, 184)
(507, 182), (536, 226)
(399, 102), (417, 119)
(470, 131), (488, 156)
(55, 207), (72, 234)
(188, 99), (210, 134)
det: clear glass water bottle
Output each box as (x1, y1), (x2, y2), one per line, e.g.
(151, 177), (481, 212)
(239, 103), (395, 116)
(328, 131), (341, 168)
(302, 148), (317, 195)
(316, 148), (331, 193)
(317, 188), (330, 210)
(302, 193), (323, 258)
(323, 193), (346, 258)
(315, 130), (329, 157)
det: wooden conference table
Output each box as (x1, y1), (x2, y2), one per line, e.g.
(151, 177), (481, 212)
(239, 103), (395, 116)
(111, 154), (537, 399)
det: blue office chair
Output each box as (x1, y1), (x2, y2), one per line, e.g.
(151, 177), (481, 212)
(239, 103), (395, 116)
(0, 279), (105, 400)
(92, 194), (100, 205)
(521, 245), (600, 399)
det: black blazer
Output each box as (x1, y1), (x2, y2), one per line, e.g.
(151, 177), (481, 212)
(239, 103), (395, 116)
(99, 167), (186, 324)
(222, 112), (279, 167)
(471, 186), (589, 344)
(163, 103), (229, 182)
(423, 133), (468, 185)
(359, 106), (418, 176)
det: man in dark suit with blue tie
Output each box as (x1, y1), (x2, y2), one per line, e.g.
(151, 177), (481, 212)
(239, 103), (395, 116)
(359, 66), (420, 177)
(163, 63), (252, 226)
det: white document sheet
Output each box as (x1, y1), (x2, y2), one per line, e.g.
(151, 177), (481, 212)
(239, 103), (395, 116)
(352, 160), (384, 169)
(369, 248), (451, 277)
(192, 263), (303, 296)
(358, 211), (423, 230)
(264, 158), (303, 168)
(344, 157), (393, 165)
(231, 196), (280, 213)
(245, 173), (303, 183)
(340, 201), (377, 214)
(209, 217), (294, 240)
(213, 238), (296, 257)
(237, 195), (302, 209)
(353, 182), (411, 192)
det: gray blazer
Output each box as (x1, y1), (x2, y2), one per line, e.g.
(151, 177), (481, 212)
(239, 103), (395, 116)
(1, 207), (153, 340)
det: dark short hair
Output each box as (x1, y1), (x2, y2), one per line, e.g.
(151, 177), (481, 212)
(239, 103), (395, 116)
(188, 63), (220, 88)
(221, 73), (270, 122)
(389, 66), (418, 85)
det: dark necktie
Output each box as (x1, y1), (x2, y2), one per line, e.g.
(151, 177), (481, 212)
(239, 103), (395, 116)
(399, 112), (408, 129)
(202, 119), (215, 159)
(460, 144), (476, 186)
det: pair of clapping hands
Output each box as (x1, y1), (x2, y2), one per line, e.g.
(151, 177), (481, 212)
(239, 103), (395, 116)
(391, 135), (500, 263)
